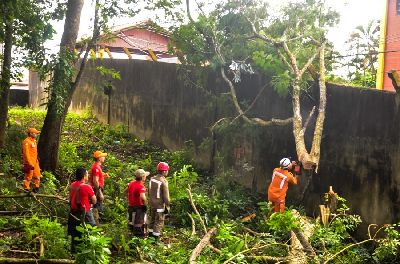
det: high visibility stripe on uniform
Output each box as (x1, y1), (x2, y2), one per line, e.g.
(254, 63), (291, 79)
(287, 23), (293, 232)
(150, 179), (162, 199)
(272, 171), (287, 189)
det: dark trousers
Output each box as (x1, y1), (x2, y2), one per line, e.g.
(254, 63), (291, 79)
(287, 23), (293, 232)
(67, 209), (96, 253)
(128, 205), (147, 238)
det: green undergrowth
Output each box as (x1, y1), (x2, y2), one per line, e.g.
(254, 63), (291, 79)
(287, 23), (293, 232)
(1, 107), (400, 263)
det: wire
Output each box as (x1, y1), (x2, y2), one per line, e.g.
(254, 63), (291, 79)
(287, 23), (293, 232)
(330, 49), (400, 59)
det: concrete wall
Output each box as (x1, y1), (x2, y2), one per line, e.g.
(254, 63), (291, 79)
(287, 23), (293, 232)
(30, 59), (400, 226)
(9, 89), (29, 106)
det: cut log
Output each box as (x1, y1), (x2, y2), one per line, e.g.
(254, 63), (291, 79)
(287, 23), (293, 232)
(189, 227), (217, 264)
(289, 210), (316, 264)
(245, 255), (289, 262)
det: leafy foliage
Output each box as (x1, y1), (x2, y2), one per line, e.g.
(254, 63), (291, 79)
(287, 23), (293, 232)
(374, 223), (400, 262)
(23, 215), (69, 258)
(75, 224), (112, 264)
(2, 108), (400, 263)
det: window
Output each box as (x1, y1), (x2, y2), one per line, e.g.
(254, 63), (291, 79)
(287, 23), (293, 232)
(398, 0), (400, 16)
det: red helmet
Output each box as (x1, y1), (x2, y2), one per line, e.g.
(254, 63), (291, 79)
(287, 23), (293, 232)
(157, 162), (169, 171)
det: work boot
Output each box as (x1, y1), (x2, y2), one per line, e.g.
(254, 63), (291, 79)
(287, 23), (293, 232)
(32, 187), (39, 193)
(92, 208), (100, 226)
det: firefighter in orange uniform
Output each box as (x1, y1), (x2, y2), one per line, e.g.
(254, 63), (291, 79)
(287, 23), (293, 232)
(22, 128), (41, 193)
(268, 158), (299, 213)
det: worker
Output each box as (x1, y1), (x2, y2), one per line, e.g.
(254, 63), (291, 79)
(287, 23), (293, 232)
(67, 168), (96, 253)
(22, 128), (41, 193)
(90, 150), (109, 225)
(127, 169), (150, 238)
(267, 158), (299, 213)
(148, 162), (170, 240)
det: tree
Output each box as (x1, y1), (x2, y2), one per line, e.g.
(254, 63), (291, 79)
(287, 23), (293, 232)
(0, 0), (13, 149)
(37, 0), (87, 172)
(0, 0), (54, 149)
(38, 0), (178, 173)
(345, 19), (380, 87)
(172, 0), (339, 170)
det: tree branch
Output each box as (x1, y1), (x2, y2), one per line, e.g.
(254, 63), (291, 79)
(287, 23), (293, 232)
(242, 227), (272, 237)
(223, 243), (290, 264)
(282, 41), (300, 75)
(302, 106), (316, 135)
(0, 193), (68, 203)
(298, 42), (325, 78)
(187, 185), (207, 234)
(322, 239), (373, 264)
(220, 67), (292, 127)
(187, 212), (196, 236)
(0, 258), (74, 264)
(189, 227), (217, 264)
(69, 0), (101, 96)
(277, 49), (295, 73)
(247, 18), (280, 45)
(231, 82), (269, 124)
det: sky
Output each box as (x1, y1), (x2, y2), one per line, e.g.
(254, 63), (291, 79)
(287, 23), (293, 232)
(46, 0), (384, 53)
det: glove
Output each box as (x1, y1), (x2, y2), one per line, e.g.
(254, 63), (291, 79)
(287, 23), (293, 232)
(22, 164), (34, 173)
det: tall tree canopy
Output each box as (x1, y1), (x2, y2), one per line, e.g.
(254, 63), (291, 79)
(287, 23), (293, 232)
(171, 0), (339, 170)
(0, 0), (55, 149)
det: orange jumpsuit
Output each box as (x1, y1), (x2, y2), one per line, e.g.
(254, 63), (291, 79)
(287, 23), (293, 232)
(22, 137), (41, 190)
(267, 167), (298, 212)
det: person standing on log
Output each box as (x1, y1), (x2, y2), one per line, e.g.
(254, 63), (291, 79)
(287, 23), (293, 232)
(268, 158), (299, 213)
(22, 128), (41, 193)
(67, 168), (96, 253)
(148, 162), (170, 241)
(90, 150), (109, 225)
(127, 169), (149, 238)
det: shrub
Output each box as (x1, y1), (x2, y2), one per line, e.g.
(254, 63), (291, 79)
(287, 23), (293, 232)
(75, 224), (112, 264)
(23, 215), (69, 258)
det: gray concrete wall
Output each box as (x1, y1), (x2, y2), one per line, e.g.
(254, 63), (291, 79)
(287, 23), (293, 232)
(30, 59), (400, 226)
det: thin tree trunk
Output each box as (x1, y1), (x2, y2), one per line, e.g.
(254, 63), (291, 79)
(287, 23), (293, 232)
(292, 79), (310, 165)
(38, 0), (85, 172)
(310, 43), (327, 172)
(0, 2), (13, 149)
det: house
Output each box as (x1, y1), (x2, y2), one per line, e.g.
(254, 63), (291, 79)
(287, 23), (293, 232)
(376, 0), (400, 91)
(0, 44), (29, 106)
(88, 20), (178, 63)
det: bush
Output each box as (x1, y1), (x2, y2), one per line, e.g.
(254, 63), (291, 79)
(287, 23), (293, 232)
(23, 215), (69, 259)
(75, 224), (112, 264)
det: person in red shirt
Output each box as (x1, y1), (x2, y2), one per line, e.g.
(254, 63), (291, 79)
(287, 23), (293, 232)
(90, 150), (108, 225)
(67, 168), (97, 253)
(268, 158), (299, 213)
(127, 169), (149, 238)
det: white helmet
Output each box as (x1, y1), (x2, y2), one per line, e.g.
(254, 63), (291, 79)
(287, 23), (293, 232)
(280, 158), (291, 169)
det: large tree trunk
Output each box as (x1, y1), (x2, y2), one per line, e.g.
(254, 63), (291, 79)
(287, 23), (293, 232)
(38, 0), (84, 172)
(0, 2), (13, 149)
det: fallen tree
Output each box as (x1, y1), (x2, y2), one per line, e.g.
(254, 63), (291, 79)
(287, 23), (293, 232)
(0, 193), (68, 202)
(0, 258), (74, 264)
